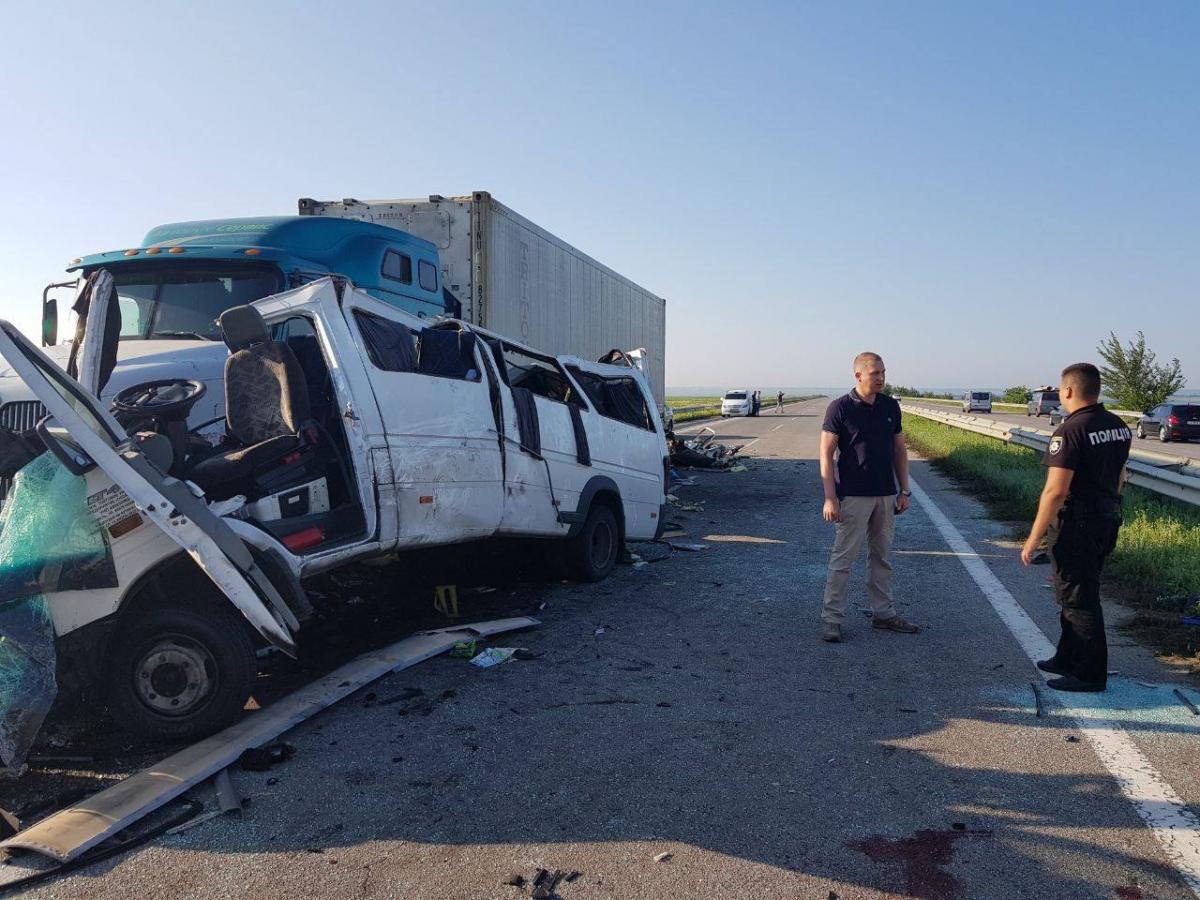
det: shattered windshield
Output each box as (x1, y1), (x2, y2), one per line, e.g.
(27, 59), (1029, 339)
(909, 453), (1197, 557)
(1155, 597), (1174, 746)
(113, 262), (283, 341)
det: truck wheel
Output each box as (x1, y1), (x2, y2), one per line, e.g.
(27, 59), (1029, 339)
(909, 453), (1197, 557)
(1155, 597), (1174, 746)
(106, 602), (256, 741)
(567, 504), (619, 583)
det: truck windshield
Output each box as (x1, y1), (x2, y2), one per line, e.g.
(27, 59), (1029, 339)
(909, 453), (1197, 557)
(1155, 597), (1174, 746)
(113, 263), (283, 341)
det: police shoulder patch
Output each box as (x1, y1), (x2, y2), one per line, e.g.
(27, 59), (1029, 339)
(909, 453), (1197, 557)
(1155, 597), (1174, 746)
(1049, 436), (1063, 456)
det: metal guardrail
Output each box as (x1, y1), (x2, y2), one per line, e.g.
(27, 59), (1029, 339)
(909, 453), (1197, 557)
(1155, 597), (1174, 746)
(904, 396), (1143, 418)
(903, 404), (1200, 508)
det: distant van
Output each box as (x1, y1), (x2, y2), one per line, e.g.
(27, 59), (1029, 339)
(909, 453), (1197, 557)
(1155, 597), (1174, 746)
(1028, 390), (1060, 417)
(962, 391), (992, 413)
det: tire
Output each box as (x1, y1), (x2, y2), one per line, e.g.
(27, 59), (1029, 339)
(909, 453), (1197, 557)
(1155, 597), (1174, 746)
(1159, 427), (1170, 444)
(566, 503), (620, 583)
(106, 601), (257, 741)
(1136, 425), (1145, 439)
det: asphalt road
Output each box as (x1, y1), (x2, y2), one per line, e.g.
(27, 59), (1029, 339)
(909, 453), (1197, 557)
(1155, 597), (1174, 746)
(9, 397), (1200, 899)
(904, 401), (1200, 465)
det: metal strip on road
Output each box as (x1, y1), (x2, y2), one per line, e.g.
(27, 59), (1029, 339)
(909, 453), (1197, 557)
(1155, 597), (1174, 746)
(909, 477), (1200, 896)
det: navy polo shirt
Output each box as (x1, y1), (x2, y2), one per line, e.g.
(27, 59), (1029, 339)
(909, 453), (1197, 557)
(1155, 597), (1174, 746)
(822, 390), (903, 497)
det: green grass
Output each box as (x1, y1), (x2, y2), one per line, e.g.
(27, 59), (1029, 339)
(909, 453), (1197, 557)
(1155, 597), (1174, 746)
(669, 395), (823, 425)
(904, 416), (1200, 614)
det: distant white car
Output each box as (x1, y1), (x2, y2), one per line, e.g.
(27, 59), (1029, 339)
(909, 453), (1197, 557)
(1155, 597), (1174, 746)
(721, 390), (753, 417)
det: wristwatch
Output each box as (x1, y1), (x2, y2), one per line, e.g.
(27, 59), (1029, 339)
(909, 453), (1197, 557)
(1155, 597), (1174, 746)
(900, 490), (912, 497)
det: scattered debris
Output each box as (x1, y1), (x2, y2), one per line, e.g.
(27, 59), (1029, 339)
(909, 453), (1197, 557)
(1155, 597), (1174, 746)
(513, 648), (543, 661)
(213, 768), (243, 814)
(668, 542), (709, 552)
(1173, 688), (1200, 716)
(239, 742), (295, 772)
(653, 851), (673, 863)
(728, 464), (748, 473)
(1030, 681), (1045, 718)
(898, 707), (918, 713)
(470, 648), (516, 668)
(1065, 735), (1080, 743)
(450, 640), (478, 658)
(503, 873), (527, 888)
(434, 585), (460, 618)
(528, 868), (566, 899)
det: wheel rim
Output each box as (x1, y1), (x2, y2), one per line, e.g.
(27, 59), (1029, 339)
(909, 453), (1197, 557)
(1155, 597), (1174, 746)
(589, 519), (615, 570)
(133, 635), (217, 717)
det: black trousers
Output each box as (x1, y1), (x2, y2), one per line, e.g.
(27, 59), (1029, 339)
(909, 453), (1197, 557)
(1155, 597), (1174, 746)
(1048, 506), (1121, 686)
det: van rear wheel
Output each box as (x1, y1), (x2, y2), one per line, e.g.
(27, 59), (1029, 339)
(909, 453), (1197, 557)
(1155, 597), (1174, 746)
(107, 602), (256, 741)
(567, 504), (619, 583)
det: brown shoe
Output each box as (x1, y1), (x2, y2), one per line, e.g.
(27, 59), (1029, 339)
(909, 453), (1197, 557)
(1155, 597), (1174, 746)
(821, 624), (843, 643)
(872, 615), (919, 634)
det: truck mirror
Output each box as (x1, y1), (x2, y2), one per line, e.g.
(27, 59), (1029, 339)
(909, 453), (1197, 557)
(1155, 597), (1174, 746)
(42, 297), (58, 347)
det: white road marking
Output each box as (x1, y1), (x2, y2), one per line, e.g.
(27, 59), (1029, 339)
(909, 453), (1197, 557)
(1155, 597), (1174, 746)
(909, 477), (1200, 896)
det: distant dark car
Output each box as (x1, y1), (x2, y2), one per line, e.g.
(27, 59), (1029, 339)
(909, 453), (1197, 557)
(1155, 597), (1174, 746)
(1136, 404), (1200, 443)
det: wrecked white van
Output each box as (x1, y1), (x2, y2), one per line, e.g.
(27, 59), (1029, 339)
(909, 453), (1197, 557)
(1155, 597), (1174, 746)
(0, 277), (667, 769)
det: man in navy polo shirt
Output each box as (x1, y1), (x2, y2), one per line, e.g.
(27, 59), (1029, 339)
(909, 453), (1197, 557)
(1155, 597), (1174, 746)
(818, 352), (919, 642)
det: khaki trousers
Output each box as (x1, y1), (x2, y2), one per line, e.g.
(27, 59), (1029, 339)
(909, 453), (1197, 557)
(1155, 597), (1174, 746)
(821, 495), (898, 625)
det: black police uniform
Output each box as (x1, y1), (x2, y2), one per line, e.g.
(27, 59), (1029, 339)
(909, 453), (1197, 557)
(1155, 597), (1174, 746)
(1041, 403), (1131, 687)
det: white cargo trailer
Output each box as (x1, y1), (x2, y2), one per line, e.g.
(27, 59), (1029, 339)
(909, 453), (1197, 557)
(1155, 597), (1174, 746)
(296, 192), (667, 406)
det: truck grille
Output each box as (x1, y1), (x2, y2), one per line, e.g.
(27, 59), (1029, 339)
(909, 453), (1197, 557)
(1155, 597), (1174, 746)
(0, 400), (49, 509)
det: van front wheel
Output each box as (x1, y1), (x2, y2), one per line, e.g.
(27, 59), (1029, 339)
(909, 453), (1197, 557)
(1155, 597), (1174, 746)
(106, 603), (256, 741)
(567, 504), (619, 583)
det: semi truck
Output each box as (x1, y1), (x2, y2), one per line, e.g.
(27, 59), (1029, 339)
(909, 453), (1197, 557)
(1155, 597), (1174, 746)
(297, 192), (667, 406)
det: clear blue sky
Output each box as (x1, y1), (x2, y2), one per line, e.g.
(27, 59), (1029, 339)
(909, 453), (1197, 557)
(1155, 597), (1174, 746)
(1, 0), (1196, 392)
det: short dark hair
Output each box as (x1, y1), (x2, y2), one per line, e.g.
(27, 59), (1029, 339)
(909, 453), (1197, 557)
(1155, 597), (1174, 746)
(1062, 362), (1101, 400)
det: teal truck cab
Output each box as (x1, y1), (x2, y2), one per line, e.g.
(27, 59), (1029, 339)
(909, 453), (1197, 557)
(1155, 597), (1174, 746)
(45, 215), (457, 347)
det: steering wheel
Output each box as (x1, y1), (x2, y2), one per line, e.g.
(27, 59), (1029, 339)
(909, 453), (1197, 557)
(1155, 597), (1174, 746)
(112, 379), (207, 420)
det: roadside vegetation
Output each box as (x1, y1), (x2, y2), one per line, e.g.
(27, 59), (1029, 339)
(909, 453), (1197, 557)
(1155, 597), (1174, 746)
(904, 415), (1200, 659)
(668, 395), (822, 425)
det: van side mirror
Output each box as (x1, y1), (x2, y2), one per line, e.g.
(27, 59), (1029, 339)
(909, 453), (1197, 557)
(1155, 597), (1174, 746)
(42, 297), (58, 347)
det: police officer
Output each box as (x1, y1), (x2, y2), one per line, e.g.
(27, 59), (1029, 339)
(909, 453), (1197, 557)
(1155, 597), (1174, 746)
(1021, 362), (1131, 692)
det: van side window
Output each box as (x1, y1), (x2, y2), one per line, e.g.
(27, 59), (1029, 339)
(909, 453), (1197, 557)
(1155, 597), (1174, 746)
(416, 327), (480, 382)
(381, 250), (413, 285)
(354, 310), (416, 372)
(355, 312), (480, 382)
(568, 367), (653, 430)
(418, 260), (437, 292)
(503, 346), (584, 406)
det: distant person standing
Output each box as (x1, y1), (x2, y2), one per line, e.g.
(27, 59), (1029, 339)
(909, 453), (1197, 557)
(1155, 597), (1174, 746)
(1021, 363), (1131, 692)
(752, 390), (761, 416)
(818, 352), (918, 642)
(775, 391), (785, 413)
